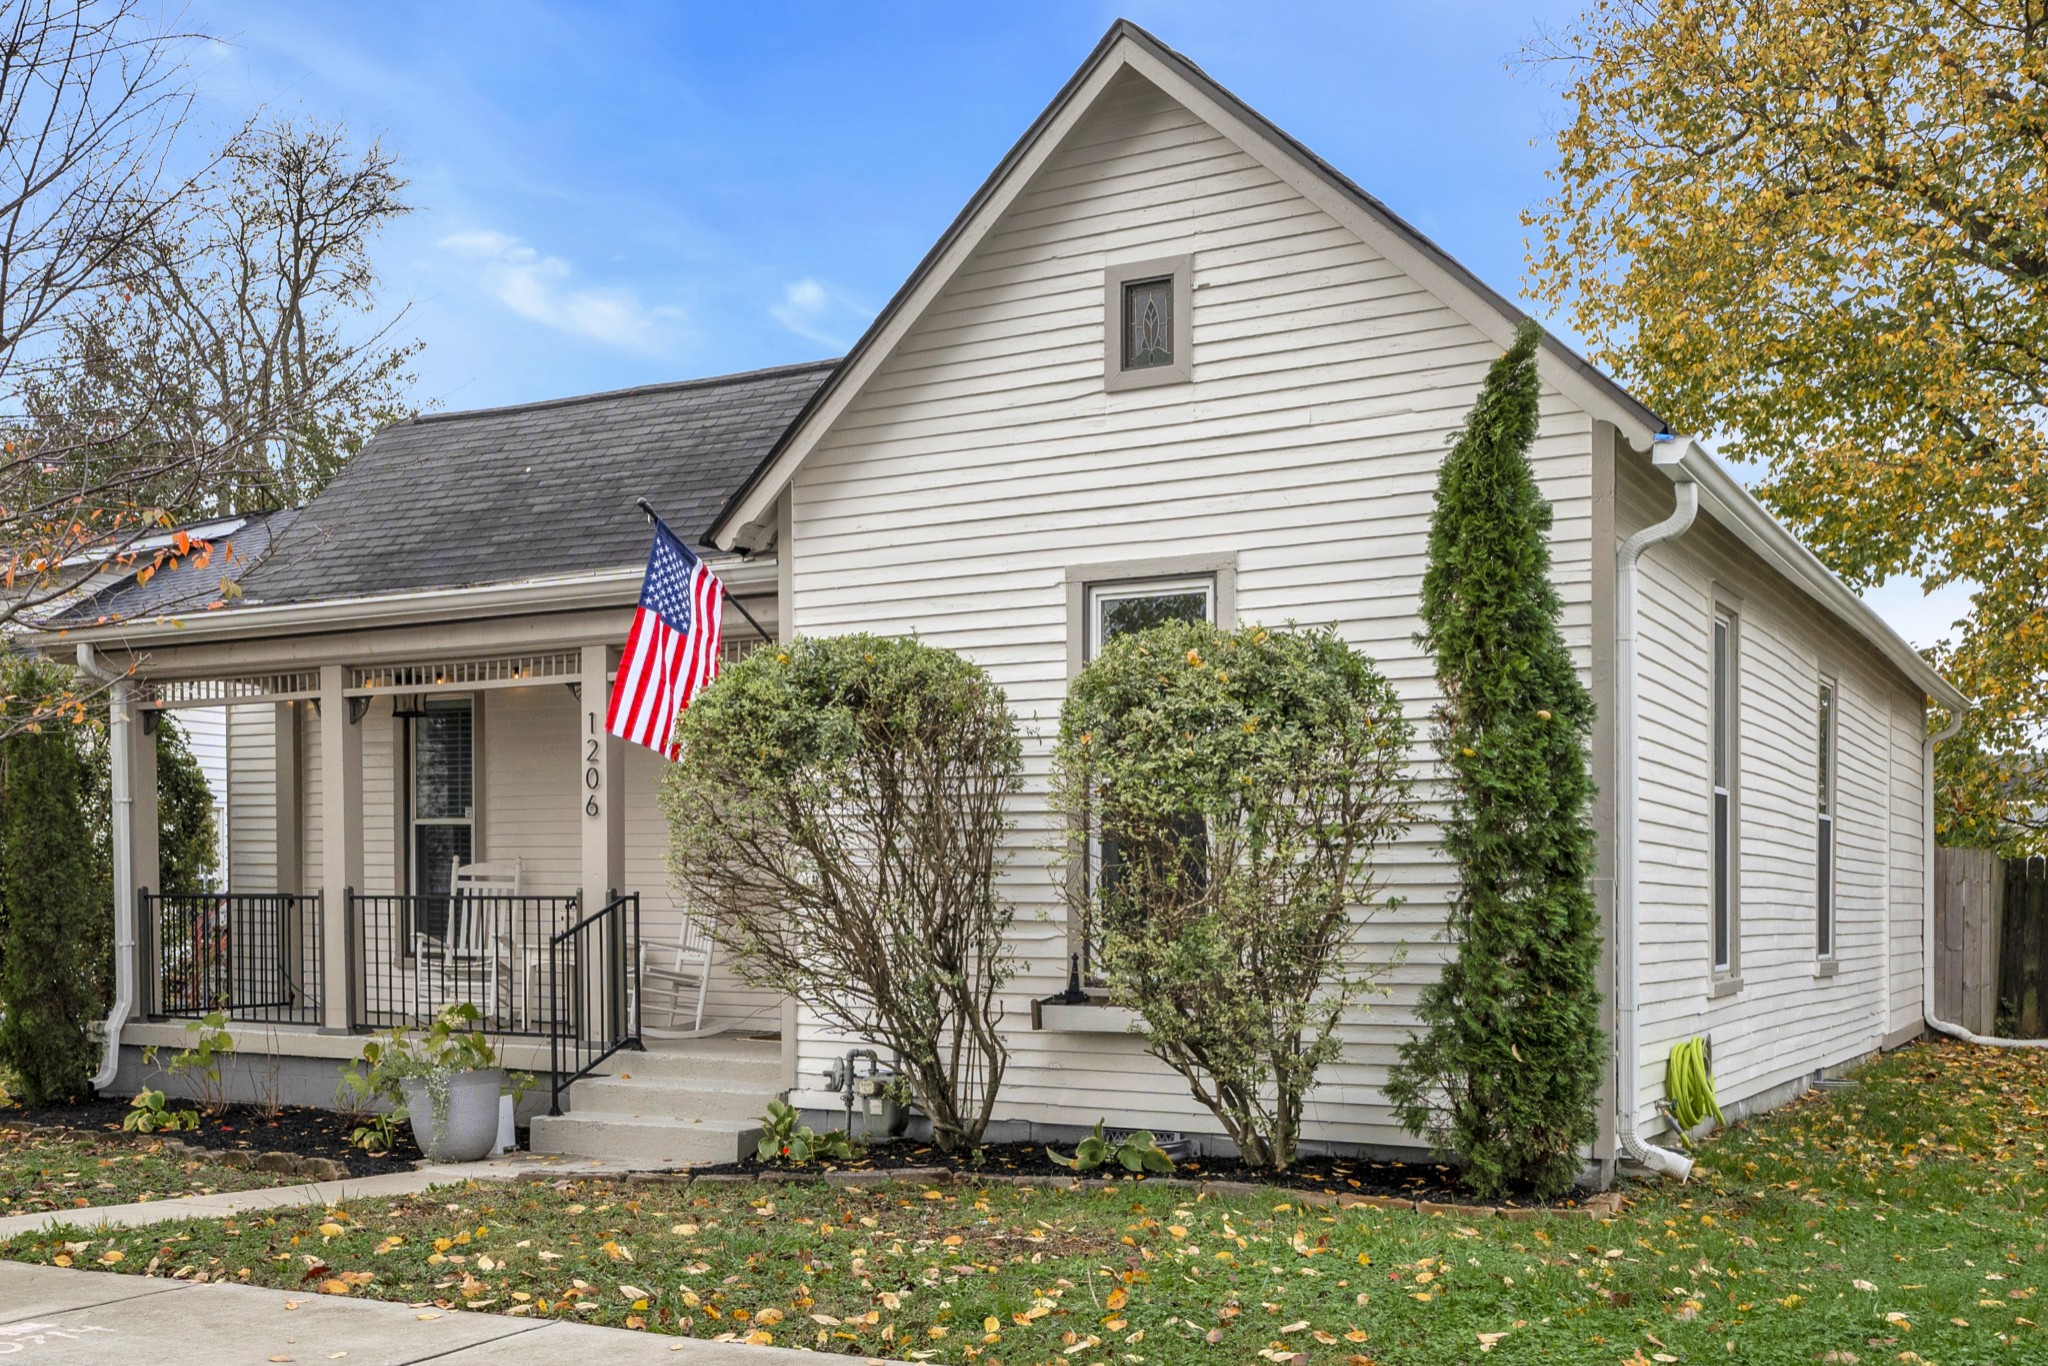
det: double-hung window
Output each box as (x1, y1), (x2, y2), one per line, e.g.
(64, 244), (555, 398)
(408, 696), (475, 935)
(1816, 680), (1837, 960)
(1079, 575), (1215, 983)
(1710, 608), (1740, 979)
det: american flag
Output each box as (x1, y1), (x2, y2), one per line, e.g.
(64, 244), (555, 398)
(606, 519), (725, 757)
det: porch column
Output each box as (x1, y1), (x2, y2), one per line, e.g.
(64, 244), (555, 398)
(577, 645), (626, 904)
(126, 686), (160, 1022)
(578, 646), (626, 1041)
(318, 664), (363, 1032)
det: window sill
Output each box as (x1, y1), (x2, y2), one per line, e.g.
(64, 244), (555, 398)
(1033, 999), (1143, 1034)
(1814, 958), (1839, 979)
(1708, 975), (1743, 1000)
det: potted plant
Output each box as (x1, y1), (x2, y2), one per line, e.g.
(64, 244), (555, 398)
(349, 1002), (519, 1163)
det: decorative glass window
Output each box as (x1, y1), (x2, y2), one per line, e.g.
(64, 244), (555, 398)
(409, 696), (474, 934)
(1816, 680), (1837, 959)
(1711, 611), (1738, 975)
(1121, 276), (1174, 370)
(1081, 577), (1216, 982)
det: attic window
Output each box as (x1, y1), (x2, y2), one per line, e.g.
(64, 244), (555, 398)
(1104, 254), (1192, 391)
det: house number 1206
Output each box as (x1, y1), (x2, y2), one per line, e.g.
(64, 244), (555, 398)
(585, 712), (601, 816)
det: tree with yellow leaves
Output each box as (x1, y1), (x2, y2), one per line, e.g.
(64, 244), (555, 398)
(1525, 0), (2048, 848)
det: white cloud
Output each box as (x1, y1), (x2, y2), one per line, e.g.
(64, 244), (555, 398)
(771, 277), (867, 350)
(437, 230), (678, 353)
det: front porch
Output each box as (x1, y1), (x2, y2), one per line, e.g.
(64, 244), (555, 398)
(98, 599), (793, 1141)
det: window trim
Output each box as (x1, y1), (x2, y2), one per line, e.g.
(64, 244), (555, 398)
(1709, 589), (1743, 987)
(1815, 674), (1839, 963)
(1061, 554), (1236, 991)
(1103, 254), (1193, 392)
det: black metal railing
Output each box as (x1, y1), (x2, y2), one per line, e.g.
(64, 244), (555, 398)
(144, 888), (323, 1024)
(349, 890), (581, 1035)
(550, 890), (642, 1113)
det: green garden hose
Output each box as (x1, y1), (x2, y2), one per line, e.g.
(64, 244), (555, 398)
(1666, 1036), (1724, 1131)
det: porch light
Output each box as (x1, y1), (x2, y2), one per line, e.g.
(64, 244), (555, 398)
(391, 693), (431, 719)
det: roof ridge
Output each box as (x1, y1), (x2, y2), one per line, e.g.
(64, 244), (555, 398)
(408, 357), (841, 426)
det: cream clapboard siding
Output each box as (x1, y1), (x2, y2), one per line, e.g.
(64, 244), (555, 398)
(179, 706), (230, 881)
(226, 704), (279, 892)
(482, 687), (580, 896)
(783, 68), (1597, 1145)
(1620, 455), (1927, 1128)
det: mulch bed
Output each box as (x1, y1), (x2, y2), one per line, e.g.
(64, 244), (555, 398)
(1, 1096), (424, 1178)
(692, 1138), (1592, 1210)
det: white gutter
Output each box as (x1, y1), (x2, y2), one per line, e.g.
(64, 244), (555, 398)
(77, 643), (136, 1092)
(1920, 708), (2044, 1047)
(39, 557), (778, 650)
(1614, 435), (1702, 1182)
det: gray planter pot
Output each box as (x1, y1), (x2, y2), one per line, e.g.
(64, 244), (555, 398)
(400, 1067), (505, 1164)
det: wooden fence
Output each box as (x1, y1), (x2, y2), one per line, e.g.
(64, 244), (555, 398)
(2001, 857), (2048, 1038)
(1933, 847), (2048, 1038)
(1934, 846), (2003, 1036)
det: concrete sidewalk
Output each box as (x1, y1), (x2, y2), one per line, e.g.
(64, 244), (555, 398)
(0, 1262), (869, 1364)
(0, 1155), (615, 1245)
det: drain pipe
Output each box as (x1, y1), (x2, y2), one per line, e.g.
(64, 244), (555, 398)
(1920, 708), (2044, 1047)
(1614, 436), (1702, 1180)
(77, 644), (137, 1092)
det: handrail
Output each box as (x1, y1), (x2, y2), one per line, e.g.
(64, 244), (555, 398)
(549, 890), (642, 1115)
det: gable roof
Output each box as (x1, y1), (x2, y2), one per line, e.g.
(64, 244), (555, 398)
(705, 19), (1665, 552)
(159, 359), (833, 615)
(703, 18), (1963, 713)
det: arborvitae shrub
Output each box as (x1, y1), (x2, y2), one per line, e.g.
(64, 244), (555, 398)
(1385, 320), (1605, 1200)
(0, 661), (104, 1103)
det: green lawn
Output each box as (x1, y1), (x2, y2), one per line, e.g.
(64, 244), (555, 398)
(1, 1120), (292, 1217)
(4, 1040), (2042, 1365)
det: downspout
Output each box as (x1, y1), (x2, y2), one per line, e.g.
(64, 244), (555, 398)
(1614, 436), (1701, 1180)
(1921, 708), (2045, 1046)
(78, 644), (136, 1091)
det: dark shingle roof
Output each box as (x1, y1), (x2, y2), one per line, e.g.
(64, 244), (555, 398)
(50, 509), (299, 626)
(209, 360), (833, 611)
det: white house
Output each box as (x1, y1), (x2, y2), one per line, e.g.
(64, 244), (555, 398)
(43, 21), (1967, 1182)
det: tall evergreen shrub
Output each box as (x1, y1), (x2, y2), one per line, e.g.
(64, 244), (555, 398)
(1385, 320), (1605, 1199)
(0, 661), (103, 1103)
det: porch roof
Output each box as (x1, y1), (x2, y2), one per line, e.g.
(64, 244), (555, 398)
(57, 358), (834, 630)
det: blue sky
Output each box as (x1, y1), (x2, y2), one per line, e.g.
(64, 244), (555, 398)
(180, 0), (1967, 646)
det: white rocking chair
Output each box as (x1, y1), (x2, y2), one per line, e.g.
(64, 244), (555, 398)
(412, 857), (518, 1025)
(637, 902), (725, 1039)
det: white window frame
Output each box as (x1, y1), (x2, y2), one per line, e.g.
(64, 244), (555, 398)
(1103, 254), (1193, 392)
(1816, 676), (1838, 966)
(1709, 595), (1742, 990)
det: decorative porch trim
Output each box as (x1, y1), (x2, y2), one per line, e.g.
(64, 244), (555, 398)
(346, 651), (582, 695)
(141, 670), (322, 709)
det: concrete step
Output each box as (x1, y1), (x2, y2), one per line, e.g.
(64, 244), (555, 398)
(602, 1040), (784, 1086)
(528, 1111), (761, 1166)
(566, 1074), (769, 1122)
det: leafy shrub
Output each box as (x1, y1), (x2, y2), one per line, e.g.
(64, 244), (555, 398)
(0, 659), (103, 1104)
(1048, 1119), (1174, 1174)
(344, 1002), (520, 1140)
(155, 714), (220, 895)
(163, 1010), (233, 1113)
(755, 1099), (856, 1164)
(1385, 321), (1606, 1201)
(1050, 622), (1413, 1170)
(664, 634), (1023, 1152)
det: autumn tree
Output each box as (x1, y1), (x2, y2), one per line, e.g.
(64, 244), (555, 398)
(1524, 0), (2047, 848)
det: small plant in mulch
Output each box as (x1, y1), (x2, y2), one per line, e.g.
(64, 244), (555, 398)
(120, 1088), (197, 1134)
(755, 1100), (856, 1165)
(1047, 1119), (1173, 1175)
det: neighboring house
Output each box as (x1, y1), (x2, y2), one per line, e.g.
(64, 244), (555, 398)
(40, 21), (1966, 1178)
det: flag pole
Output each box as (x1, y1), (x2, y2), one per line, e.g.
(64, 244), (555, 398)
(634, 498), (774, 643)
